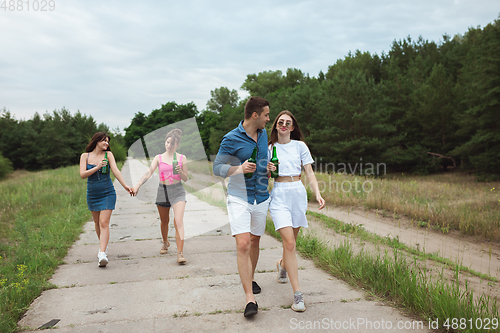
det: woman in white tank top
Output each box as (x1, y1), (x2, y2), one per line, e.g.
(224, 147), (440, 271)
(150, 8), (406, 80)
(267, 110), (325, 312)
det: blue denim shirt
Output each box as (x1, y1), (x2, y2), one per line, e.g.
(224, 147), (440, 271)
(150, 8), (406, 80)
(213, 121), (269, 204)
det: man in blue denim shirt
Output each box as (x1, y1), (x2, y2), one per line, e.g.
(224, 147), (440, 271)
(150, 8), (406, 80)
(213, 96), (270, 317)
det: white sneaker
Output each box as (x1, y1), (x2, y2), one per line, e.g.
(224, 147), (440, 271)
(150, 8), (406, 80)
(292, 291), (306, 312)
(98, 251), (108, 267)
(277, 259), (288, 283)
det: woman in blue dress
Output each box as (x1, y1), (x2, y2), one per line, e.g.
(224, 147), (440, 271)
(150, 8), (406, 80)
(79, 132), (133, 267)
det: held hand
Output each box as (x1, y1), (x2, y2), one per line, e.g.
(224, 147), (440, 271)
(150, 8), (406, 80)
(317, 195), (325, 210)
(175, 165), (182, 174)
(267, 162), (276, 172)
(124, 185), (133, 196)
(132, 185), (140, 196)
(241, 160), (256, 174)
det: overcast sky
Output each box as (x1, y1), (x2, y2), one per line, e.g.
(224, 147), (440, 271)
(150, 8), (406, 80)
(1, 0), (498, 133)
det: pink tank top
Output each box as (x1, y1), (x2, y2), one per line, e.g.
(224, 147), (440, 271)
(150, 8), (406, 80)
(158, 153), (183, 184)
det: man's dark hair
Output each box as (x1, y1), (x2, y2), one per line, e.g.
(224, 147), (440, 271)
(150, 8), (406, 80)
(244, 96), (269, 119)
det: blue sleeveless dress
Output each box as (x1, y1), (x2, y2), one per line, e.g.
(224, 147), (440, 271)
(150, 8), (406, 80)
(86, 154), (116, 211)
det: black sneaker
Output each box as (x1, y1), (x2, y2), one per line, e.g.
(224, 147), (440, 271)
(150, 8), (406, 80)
(252, 281), (261, 294)
(244, 301), (258, 317)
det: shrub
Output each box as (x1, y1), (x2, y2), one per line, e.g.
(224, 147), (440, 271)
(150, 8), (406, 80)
(111, 141), (127, 162)
(0, 153), (13, 180)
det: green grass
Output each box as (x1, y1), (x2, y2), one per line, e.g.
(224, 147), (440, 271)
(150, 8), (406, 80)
(186, 159), (213, 176)
(0, 163), (123, 333)
(183, 183), (227, 210)
(307, 211), (498, 282)
(311, 172), (500, 240)
(265, 217), (499, 332)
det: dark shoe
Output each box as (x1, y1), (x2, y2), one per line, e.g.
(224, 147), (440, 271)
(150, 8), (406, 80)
(252, 281), (261, 294)
(244, 301), (258, 317)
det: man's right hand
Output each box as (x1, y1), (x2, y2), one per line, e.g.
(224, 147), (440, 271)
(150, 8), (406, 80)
(241, 160), (257, 174)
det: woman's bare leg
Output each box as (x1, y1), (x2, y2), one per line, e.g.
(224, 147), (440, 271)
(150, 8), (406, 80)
(157, 205), (170, 242)
(98, 210), (112, 253)
(279, 226), (300, 292)
(172, 201), (186, 253)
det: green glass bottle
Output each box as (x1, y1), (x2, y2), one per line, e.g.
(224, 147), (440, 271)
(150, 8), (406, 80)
(270, 146), (279, 178)
(244, 147), (258, 178)
(101, 152), (108, 174)
(172, 153), (179, 175)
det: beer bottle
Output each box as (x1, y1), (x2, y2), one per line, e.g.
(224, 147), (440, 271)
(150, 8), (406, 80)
(101, 152), (108, 174)
(244, 147), (257, 178)
(270, 146), (279, 178)
(173, 153), (179, 175)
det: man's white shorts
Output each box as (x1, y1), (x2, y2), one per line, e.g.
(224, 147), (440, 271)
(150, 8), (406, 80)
(269, 181), (308, 230)
(226, 195), (270, 236)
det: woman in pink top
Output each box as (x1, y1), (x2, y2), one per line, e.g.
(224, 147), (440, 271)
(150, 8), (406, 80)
(133, 129), (189, 264)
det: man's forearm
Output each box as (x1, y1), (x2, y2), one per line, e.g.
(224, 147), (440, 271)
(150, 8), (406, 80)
(226, 165), (242, 177)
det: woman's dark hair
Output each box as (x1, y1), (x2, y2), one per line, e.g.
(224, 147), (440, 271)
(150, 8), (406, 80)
(268, 110), (304, 146)
(165, 128), (183, 147)
(85, 132), (111, 152)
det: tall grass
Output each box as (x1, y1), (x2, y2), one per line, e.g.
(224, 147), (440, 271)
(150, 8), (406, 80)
(186, 159), (213, 176)
(265, 218), (499, 332)
(309, 172), (500, 240)
(307, 211), (497, 281)
(0, 166), (91, 333)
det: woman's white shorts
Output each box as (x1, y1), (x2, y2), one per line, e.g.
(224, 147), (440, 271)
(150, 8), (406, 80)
(269, 181), (308, 231)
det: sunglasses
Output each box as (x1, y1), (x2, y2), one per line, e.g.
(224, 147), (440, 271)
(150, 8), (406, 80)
(277, 120), (293, 127)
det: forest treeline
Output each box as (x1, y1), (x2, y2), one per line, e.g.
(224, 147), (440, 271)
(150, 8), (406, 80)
(125, 18), (499, 179)
(1, 17), (498, 180)
(0, 107), (127, 177)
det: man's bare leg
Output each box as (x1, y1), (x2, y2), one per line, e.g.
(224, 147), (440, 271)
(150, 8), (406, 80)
(249, 234), (260, 282)
(235, 232), (255, 304)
